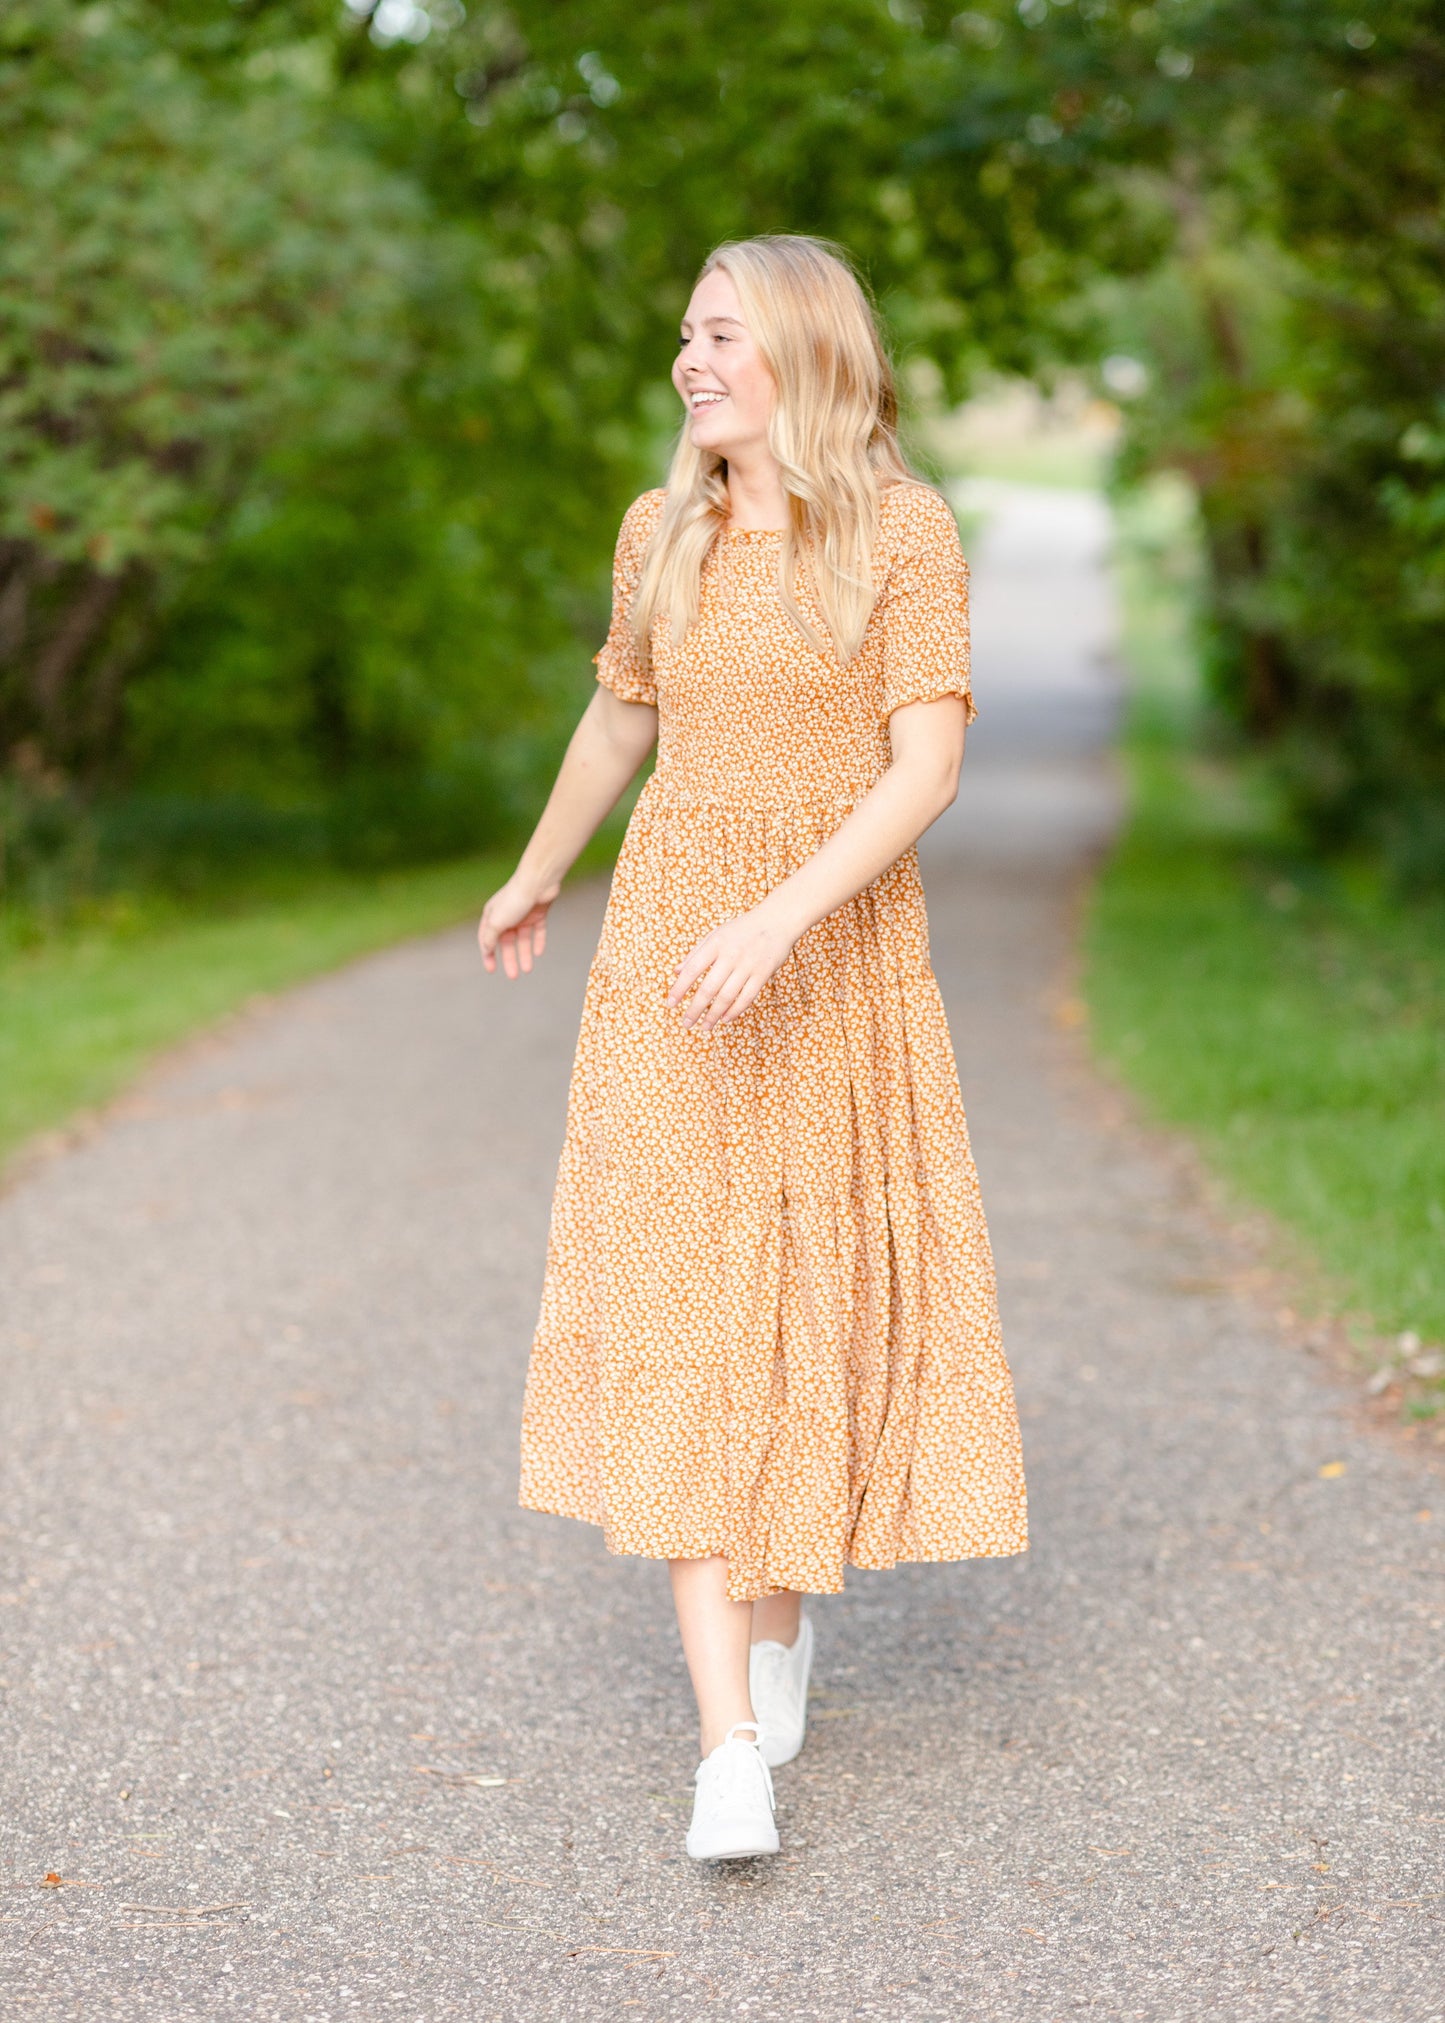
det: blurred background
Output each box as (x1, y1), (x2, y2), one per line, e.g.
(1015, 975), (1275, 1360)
(2, 1), (1441, 1388)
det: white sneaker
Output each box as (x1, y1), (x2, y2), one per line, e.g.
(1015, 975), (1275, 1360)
(685, 1722), (779, 1861)
(749, 1616), (814, 1768)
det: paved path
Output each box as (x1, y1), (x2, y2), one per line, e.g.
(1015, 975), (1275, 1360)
(3, 485), (1441, 2022)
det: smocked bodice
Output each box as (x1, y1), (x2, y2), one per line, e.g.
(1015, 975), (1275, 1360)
(592, 483), (975, 814)
(648, 529), (891, 808)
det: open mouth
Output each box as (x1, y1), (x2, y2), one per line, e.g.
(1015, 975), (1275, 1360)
(689, 391), (727, 411)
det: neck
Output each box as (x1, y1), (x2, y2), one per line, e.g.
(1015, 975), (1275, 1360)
(723, 446), (790, 532)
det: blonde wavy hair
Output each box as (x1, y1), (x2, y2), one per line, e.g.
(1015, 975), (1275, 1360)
(628, 234), (919, 667)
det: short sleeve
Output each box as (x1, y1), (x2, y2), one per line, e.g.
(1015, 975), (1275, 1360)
(878, 485), (976, 724)
(593, 489), (664, 706)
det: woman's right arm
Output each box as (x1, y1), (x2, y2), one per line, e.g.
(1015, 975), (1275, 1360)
(478, 687), (658, 978)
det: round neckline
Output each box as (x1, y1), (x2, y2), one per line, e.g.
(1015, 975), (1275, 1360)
(722, 524), (785, 539)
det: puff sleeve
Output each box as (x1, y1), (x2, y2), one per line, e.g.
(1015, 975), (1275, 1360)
(878, 486), (976, 724)
(593, 489), (664, 707)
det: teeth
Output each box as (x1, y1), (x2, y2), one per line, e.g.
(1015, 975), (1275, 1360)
(691, 393), (726, 407)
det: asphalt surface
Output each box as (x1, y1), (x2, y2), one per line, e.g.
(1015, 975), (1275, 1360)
(3, 482), (1442, 2021)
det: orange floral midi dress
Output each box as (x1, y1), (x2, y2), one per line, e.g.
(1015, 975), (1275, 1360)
(519, 480), (1028, 1600)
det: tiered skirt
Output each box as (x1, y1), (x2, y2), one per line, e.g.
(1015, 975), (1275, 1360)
(519, 777), (1028, 1600)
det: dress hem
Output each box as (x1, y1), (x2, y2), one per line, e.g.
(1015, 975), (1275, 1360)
(517, 1488), (1029, 1602)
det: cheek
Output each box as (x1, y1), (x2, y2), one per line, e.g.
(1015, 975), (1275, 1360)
(738, 362), (775, 427)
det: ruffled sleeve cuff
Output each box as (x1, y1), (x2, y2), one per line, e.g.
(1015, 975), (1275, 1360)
(593, 490), (664, 707)
(878, 485), (975, 724)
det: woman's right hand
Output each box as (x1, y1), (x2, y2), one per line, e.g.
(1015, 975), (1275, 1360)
(478, 873), (559, 979)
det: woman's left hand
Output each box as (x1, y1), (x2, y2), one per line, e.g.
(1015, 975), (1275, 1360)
(668, 900), (800, 1033)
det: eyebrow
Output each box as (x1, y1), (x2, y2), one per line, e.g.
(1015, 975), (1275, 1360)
(680, 314), (746, 331)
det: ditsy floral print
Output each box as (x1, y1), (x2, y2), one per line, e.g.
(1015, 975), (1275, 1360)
(519, 481), (1029, 1600)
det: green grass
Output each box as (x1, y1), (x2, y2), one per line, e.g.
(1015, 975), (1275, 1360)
(1084, 480), (1445, 1361)
(0, 813), (625, 1176)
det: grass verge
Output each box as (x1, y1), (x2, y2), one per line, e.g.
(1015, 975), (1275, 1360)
(0, 827), (621, 1173)
(1083, 479), (1445, 1395)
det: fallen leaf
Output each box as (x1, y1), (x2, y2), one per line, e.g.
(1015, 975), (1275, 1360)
(1318, 1461), (1347, 1479)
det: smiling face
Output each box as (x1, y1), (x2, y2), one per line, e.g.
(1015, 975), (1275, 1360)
(671, 265), (776, 464)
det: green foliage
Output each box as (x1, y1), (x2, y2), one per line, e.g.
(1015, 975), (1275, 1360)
(1087, 479), (1445, 1348)
(1, 0), (1068, 910)
(921, 0), (1445, 874)
(1, 0), (1441, 904)
(0, 0), (434, 777)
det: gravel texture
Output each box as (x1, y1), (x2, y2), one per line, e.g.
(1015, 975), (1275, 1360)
(2, 483), (1441, 2021)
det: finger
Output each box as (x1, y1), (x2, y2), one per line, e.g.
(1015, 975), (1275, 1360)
(713, 974), (762, 1027)
(517, 923), (534, 974)
(533, 915), (548, 959)
(668, 939), (718, 1007)
(700, 971), (749, 1032)
(683, 960), (736, 1029)
(677, 956), (721, 1026)
(500, 930), (519, 981)
(668, 943), (713, 1007)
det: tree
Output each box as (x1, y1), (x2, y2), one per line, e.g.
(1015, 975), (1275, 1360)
(0, 1), (431, 778)
(920, 0), (1445, 872)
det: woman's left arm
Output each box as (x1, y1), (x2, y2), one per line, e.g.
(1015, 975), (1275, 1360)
(668, 695), (967, 1032)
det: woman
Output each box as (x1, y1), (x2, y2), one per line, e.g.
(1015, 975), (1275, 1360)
(479, 234), (1027, 1862)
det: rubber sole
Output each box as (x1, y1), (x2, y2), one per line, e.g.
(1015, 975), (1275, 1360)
(686, 1827), (781, 1862)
